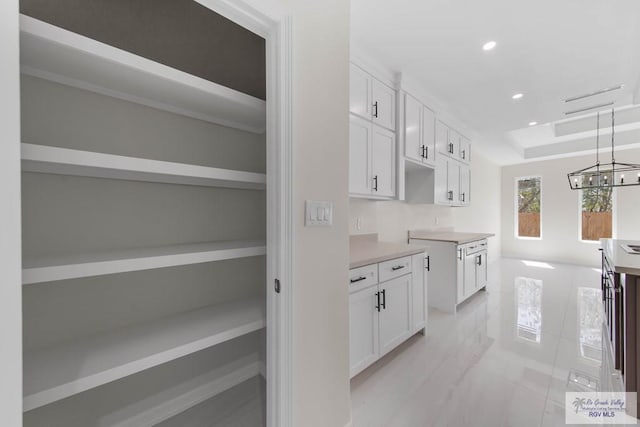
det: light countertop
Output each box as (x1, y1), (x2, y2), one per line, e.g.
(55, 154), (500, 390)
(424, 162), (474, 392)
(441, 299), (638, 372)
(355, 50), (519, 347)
(350, 234), (426, 269)
(408, 230), (495, 245)
(601, 239), (640, 276)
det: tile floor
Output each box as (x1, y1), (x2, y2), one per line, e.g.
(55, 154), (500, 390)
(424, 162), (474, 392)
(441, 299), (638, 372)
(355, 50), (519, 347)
(350, 258), (626, 427)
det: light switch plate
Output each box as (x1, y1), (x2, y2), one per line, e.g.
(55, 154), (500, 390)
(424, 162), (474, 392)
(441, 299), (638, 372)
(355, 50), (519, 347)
(305, 200), (333, 227)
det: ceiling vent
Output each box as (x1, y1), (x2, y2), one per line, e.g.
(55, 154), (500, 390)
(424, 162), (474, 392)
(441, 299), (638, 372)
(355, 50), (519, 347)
(564, 102), (615, 116)
(563, 85), (624, 103)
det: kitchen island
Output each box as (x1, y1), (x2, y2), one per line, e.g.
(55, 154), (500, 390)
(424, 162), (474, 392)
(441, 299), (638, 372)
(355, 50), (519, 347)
(601, 239), (640, 418)
(409, 230), (494, 313)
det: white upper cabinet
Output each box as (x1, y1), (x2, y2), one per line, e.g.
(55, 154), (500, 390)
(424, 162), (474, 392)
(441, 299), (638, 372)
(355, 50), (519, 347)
(447, 128), (460, 158)
(404, 93), (436, 167)
(422, 106), (436, 165)
(435, 120), (470, 163)
(349, 115), (396, 199)
(447, 159), (460, 204)
(349, 63), (396, 131)
(371, 126), (396, 197)
(459, 136), (471, 164)
(350, 64), (371, 119)
(404, 94), (423, 163)
(430, 156), (469, 207)
(435, 120), (449, 157)
(371, 79), (396, 131)
(349, 62), (397, 199)
(434, 156), (450, 205)
(459, 165), (470, 206)
(349, 116), (372, 195)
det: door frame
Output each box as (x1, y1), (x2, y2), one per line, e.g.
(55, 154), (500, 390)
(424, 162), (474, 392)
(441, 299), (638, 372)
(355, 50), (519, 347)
(0, 0), (23, 425)
(2, 0), (295, 424)
(194, 2), (294, 426)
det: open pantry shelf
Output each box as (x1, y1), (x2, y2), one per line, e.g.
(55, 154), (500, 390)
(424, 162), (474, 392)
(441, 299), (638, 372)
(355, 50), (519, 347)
(100, 354), (260, 427)
(24, 298), (265, 411)
(21, 143), (266, 190)
(23, 240), (266, 285)
(19, 14), (266, 133)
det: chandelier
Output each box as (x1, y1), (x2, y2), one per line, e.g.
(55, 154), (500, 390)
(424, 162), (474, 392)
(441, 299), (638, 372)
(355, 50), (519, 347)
(567, 109), (640, 190)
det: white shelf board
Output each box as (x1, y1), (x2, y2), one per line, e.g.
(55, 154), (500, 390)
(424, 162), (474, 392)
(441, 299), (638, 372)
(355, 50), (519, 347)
(23, 298), (265, 411)
(21, 143), (266, 190)
(101, 354), (260, 427)
(23, 240), (266, 285)
(19, 15), (266, 133)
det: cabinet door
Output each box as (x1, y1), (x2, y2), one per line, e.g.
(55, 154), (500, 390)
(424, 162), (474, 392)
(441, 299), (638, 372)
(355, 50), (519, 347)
(447, 159), (460, 205)
(379, 275), (412, 356)
(349, 116), (371, 195)
(349, 285), (380, 377)
(456, 246), (465, 303)
(459, 165), (470, 206)
(411, 253), (427, 332)
(477, 250), (488, 289)
(371, 126), (395, 197)
(350, 64), (371, 119)
(459, 136), (471, 164)
(434, 156), (450, 205)
(464, 251), (476, 300)
(448, 128), (460, 158)
(404, 94), (423, 163)
(422, 106), (436, 165)
(435, 120), (449, 156)
(371, 79), (396, 131)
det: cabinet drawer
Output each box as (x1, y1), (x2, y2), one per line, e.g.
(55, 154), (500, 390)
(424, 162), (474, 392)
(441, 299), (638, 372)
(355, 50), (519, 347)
(465, 239), (487, 256)
(378, 256), (412, 282)
(349, 264), (378, 293)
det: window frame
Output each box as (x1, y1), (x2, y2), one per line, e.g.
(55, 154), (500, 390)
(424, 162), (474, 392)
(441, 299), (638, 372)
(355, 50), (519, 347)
(514, 175), (542, 240)
(577, 185), (616, 244)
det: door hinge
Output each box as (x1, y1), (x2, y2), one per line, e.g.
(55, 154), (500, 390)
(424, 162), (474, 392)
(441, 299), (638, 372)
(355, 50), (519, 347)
(274, 278), (281, 293)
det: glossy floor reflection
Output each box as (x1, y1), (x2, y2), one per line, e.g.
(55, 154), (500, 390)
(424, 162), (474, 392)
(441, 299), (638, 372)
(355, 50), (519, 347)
(350, 258), (624, 427)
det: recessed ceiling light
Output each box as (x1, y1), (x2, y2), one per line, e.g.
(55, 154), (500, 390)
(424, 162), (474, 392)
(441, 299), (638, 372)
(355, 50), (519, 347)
(512, 93), (524, 100)
(482, 41), (497, 51)
(529, 121), (537, 126)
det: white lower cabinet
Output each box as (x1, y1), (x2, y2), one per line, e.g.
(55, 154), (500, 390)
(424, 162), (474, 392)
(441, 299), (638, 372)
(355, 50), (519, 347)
(378, 275), (412, 356)
(463, 249), (477, 300)
(349, 285), (380, 377)
(411, 253), (428, 333)
(349, 252), (427, 378)
(456, 245), (465, 303)
(410, 238), (488, 314)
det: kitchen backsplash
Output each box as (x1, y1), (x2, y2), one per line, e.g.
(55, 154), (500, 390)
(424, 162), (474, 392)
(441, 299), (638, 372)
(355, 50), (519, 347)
(349, 199), (454, 243)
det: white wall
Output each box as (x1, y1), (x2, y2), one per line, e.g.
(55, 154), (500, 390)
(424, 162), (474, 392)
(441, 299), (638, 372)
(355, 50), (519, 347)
(240, 1), (352, 426)
(350, 150), (502, 262)
(501, 148), (640, 266)
(289, 2), (351, 426)
(452, 151), (502, 261)
(0, 0), (23, 425)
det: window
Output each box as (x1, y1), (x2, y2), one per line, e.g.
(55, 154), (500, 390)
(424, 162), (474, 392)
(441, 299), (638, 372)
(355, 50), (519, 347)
(580, 174), (613, 242)
(516, 177), (541, 238)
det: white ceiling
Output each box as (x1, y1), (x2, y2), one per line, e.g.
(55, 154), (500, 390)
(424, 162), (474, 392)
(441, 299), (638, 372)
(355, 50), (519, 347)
(351, 0), (640, 164)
